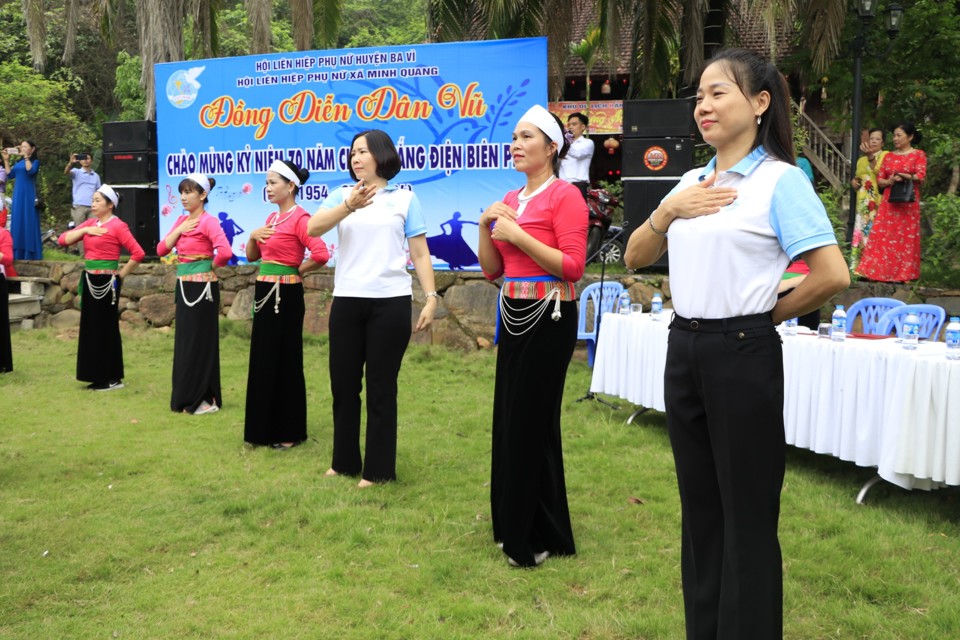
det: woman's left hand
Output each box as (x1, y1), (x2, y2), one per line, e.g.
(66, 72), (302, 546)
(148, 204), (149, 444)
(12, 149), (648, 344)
(414, 297), (437, 332)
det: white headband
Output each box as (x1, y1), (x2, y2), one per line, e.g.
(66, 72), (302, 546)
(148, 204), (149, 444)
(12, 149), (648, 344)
(186, 172), (212, 194)
(518, 104), (564, 148)
(97, 184), (119, 208)
(268, 159), (301, 186)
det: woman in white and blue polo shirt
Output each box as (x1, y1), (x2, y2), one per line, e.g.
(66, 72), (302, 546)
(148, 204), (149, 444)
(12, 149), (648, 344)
(308, 129), (437, 488)
(625, 48), (849, 640)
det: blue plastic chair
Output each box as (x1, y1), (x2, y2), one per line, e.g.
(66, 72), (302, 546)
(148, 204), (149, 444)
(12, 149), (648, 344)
(876, 304), (947, 341)
(577, 281), (624, 367)
(845, 297), (905, 335)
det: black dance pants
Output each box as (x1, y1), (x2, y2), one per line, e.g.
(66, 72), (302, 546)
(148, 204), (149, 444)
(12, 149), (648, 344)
(664, 313), (785, 640)
(245, 282), (308, 445)
(328, 295), (411, 482)
(0, 274), (11, 373)
(171, 281), (222, 413)
(490, 298), (577, 567)
(77, 272), (124, 384)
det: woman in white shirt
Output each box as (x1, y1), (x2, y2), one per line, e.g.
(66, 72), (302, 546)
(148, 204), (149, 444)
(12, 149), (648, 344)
(308, 129), (437, 488)
(625, 48), (849, 639)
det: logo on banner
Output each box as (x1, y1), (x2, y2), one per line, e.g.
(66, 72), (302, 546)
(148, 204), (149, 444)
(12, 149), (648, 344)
(166, 66), (206, 109)
(643, 146), (668, 171)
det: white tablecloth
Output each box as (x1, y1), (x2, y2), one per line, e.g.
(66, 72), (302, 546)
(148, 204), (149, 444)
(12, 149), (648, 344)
(589, 313), (960, 490)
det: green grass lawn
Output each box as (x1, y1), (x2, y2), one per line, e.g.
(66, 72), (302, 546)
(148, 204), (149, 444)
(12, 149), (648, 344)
(2, 324), (959, 639)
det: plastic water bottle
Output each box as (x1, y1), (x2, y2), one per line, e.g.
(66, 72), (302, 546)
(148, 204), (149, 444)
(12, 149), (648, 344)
(902, 313), (920, 350)
(944, 316), (960, 360)
(831, 305), (846, 342)
(650, 293), (663, 321)
(618, 291), (632, 315)
(784, 317), (798, 337)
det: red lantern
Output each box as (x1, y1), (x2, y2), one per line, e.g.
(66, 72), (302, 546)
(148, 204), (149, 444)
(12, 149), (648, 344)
(603, 137), (620, 155)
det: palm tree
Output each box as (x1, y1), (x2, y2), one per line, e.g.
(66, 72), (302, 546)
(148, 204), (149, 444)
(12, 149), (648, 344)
(569, 27), (604, 119)
(427, 0), (575, 100)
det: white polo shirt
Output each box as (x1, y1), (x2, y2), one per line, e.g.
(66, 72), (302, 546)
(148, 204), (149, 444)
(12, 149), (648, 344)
(322, 183), (427, 298)
(662, 146), (837, 319)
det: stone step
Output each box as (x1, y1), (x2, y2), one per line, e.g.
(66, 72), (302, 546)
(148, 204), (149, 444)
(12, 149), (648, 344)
(9, 293), (42, 321)
(8, 276), (53, 296)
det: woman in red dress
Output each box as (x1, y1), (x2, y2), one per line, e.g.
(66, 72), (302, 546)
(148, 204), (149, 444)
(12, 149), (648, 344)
(855, 122), (926, 282)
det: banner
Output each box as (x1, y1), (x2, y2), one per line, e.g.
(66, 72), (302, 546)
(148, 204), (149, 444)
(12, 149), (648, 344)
(155, 38), (548, 269)
(548, 101), (623, 135)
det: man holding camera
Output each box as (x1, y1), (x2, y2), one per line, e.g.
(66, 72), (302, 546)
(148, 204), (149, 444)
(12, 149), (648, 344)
(64, 152), (101, 255)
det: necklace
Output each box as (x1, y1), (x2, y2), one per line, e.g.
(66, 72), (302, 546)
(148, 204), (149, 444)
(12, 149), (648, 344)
(268, 205), (299, 229)
(516, 175), (555, 216)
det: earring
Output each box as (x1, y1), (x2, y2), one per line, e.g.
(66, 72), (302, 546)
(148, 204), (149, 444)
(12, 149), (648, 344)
(756, 115), (762, 125)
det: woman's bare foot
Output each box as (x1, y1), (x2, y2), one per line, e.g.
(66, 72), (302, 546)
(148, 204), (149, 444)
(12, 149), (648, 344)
(324, 468), (338, 477)
(357, 479), (375, 488)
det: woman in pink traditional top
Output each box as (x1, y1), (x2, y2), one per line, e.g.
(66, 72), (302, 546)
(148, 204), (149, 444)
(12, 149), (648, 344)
(157, 173), (233, 415)
(244, 160), (329, 449)
(0, 225), (17, 372)
(58, 184), (144, 390)
(477, 104), (588, 568)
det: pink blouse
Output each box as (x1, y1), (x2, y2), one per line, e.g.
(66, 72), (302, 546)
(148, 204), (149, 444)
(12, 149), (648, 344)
(484, 179), (588, 282)
(58, 217), (146, 262)
(256, 205), (329, 267)
(0, 227), (16, 277)
(157, 212), (233, 266)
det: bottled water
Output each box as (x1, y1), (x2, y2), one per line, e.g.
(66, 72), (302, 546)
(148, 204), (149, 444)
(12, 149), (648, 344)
(650, 293), (663, 321)
(784, 317), (798, 337)
(618, 291), (632, 315)
(831, 305), (846, 342)
(945, 316), (959, 360)
(901, 313), (920, 350)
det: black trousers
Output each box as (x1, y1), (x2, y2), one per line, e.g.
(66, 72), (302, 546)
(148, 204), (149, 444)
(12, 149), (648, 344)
(490, 298), (577, 567)
(77, 273), (124, 384)
(0, 274), (11, 373)
(664, 313), (785, 640)
(171, 281), (222, 413)
(328, 295), (411, 482)
(244, 282), (307, 445)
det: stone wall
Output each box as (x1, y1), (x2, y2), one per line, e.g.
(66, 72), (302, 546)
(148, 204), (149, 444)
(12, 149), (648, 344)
(8, 260), (960, 347)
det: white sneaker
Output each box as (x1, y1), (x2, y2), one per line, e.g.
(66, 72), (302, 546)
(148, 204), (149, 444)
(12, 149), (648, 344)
(92, 380), (124, 391)
(193, 401), (219, 415)
(507, 551), (549, 567)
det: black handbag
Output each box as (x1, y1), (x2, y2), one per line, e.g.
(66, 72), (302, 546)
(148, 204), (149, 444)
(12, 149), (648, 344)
(888, 179), (915, 203)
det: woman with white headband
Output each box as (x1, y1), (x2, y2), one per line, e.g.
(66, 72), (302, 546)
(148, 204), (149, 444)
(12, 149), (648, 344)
(243, 159), (329, 449)
(58, 184), (145, 390)
(0, 224), (17, 372)
(477, 104), (588, 567)
(308, 129), (437, 487)
(156, 173), (232, 415)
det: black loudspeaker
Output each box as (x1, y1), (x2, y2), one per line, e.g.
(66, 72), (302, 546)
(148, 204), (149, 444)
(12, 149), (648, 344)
(623, 99), (696, 138)
(115, 186), (159, 257)
(623, 138), (694, 178)
(103, 120), (157, 153)
(103, 152), (158, 184)
(623, 179), (678, 268)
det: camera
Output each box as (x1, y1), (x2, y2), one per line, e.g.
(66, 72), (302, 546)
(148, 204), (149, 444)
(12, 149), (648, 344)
(76, 153), (89, 161)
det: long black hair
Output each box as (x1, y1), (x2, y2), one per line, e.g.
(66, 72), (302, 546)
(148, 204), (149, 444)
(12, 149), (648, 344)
(704, 48), (795, 165)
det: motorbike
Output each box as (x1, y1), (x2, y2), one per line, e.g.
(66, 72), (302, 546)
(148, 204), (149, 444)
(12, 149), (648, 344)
(585, 186), (620, 264)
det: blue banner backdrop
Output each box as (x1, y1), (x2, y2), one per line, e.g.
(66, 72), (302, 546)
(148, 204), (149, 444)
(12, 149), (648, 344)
(154, 38), (548, 270)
